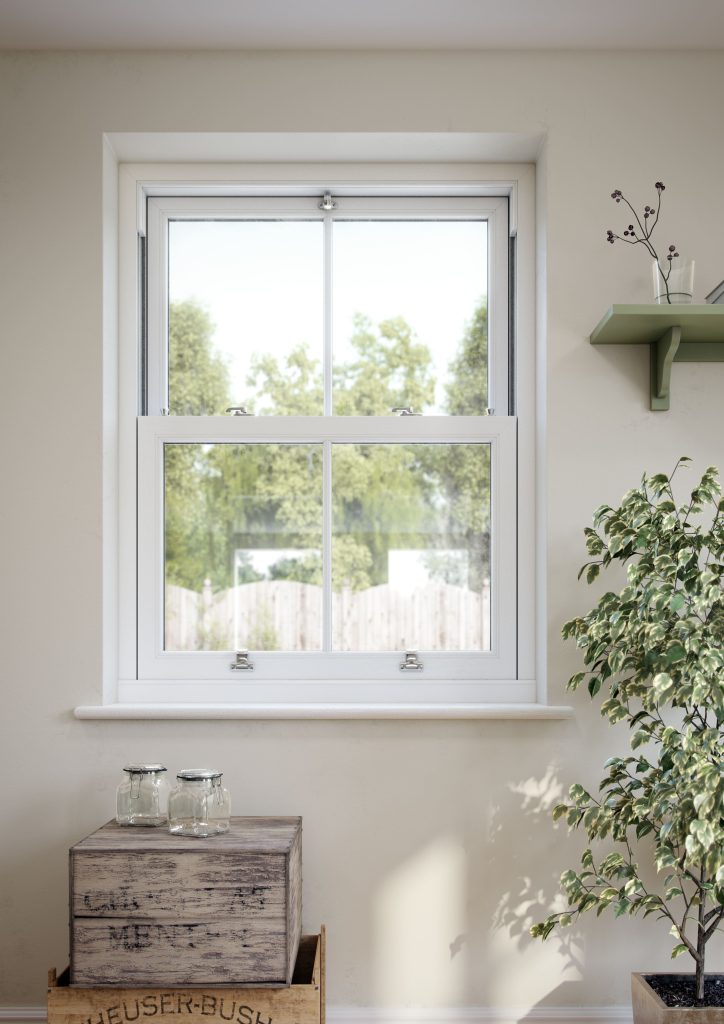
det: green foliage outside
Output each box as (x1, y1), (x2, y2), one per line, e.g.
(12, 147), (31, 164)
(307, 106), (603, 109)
(166, 301), (231, 416)
(429, 301), (491, 591)
(532, 460), (724, 1004)
(164, 302), (236, 591)
(164, 297), (491, 595)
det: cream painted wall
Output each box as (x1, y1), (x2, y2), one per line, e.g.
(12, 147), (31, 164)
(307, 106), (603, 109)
(2, 50), (724, 1011)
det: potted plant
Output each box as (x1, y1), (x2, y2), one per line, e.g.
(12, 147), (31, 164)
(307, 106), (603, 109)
(532, 459), (724, 1017)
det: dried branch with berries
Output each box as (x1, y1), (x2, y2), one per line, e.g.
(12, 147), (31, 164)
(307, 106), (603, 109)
(606, 182), (680, 303)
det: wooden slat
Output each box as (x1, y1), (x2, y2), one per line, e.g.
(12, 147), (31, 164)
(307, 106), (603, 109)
(285, 827), (303, 984)
(73, 852), (285, 918)
(72, 819), (301, 853)
(71, 918), (287, 987)
(319, 927), (326, 1024)
(49, 982), (320, 1024)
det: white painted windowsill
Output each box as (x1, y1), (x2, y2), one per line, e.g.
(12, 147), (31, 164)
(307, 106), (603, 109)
(74, 702), (574, 720)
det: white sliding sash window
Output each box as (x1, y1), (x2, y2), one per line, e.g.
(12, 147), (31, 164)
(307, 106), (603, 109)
(130, 192), (524, 708)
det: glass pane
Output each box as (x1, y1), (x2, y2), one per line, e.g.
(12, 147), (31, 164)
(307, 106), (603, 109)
(168, 221), (323, 415)
(332, 221), (488, 415)
(164, 443), (322, 651)
(331, 443), (491, 651)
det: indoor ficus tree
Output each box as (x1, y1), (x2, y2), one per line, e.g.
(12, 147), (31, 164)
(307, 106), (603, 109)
(532, 459), (724, 1005)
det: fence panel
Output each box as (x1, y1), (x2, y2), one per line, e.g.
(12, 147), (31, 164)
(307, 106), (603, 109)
(166, 580), (490, 653)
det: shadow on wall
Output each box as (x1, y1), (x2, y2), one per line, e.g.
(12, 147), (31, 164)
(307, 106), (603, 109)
(368, 757), (593, 1011)
(491, 766), (583, 974)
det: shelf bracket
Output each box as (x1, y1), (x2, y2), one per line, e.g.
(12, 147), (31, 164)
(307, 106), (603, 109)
(650, 325), (681, 411)
(590, 306), (724, 412)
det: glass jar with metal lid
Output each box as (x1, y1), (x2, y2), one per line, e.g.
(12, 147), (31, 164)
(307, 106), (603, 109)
(168, 770), (231, 837)
(116, 764), (170, 826)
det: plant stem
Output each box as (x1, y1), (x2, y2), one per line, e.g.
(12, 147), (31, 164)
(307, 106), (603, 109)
(620, 195), (649, 241)
(696, 869), (707, 1004)
(655, 260), (672, 304)
(649, 189), (662, 236)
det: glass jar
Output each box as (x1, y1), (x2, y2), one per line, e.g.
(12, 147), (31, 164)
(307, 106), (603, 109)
(116, 764), (170, 826)
(168, 770), (231, 837)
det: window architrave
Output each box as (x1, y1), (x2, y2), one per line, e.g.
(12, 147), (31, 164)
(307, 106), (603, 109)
(82, 157), (556, 719)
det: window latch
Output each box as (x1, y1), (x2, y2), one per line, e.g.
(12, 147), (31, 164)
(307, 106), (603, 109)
(230, 650), (255, 671)
(318, 191), (337, 211)
(400, 650), (424, 672)
(226, 406), (253, 416)
(392, 407), (419, 416)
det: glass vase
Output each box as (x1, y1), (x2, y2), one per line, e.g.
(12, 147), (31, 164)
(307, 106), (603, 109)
(652, 258), (694, 304)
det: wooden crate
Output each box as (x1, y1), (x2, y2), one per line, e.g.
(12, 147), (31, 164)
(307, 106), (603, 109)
(49, 931), (325, 1024)
(70, 818), (302, 987)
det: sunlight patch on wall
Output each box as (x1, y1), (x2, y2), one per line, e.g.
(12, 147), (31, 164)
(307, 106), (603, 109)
(373, 836), (467, 1005)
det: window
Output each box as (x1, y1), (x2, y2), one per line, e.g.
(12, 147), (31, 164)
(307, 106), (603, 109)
(109, 174), (539, 715)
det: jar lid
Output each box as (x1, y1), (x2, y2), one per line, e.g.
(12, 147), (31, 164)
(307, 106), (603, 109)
(177, 768), (223, 781)
(123, 764), (168, 774)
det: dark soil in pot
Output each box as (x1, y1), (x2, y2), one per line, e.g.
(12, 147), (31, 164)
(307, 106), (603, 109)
(645, 975), (724, 1008)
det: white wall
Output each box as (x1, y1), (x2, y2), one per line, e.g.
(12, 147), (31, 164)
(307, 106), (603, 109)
(2, 50), (724, 1012)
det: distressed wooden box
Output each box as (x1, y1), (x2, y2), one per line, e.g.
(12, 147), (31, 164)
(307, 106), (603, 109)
(70, 817), (302, 987)
(50, 930), (324, 1024)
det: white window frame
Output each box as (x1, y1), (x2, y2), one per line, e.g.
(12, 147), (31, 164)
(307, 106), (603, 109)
(79, 157), (558, 719)
(144, 195), (510, 419)
(134, 414), (518, 703)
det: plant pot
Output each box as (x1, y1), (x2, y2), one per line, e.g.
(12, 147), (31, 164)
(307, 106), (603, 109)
(633, 973), (724, 1023)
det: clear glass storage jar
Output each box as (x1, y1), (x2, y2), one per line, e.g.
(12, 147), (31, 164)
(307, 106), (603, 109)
(116, 764), (170, 826)
(168, 769), (231, 837)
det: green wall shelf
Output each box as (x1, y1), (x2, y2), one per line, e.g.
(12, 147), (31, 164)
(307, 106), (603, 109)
(590, 304), (724, 410)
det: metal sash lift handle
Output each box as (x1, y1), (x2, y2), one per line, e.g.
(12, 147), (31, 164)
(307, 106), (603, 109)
(400, 650), (424, 672)
(230, 650), (254, 671)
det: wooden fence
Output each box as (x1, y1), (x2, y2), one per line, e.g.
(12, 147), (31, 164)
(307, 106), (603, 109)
(166, 579), (490, 652)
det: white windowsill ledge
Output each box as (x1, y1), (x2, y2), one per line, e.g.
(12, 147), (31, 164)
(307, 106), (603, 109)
(74, 702), (574, 720)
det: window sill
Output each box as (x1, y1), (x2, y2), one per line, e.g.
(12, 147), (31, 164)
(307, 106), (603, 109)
(74, 701), (574, 720)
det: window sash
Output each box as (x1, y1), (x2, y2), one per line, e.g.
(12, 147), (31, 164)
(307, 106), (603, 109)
(137, 415), (517, 689)
(145, 195), (509, 419)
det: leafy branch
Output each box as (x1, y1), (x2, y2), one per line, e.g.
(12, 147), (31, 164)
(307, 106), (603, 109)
(532, 459), (724, 1005)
